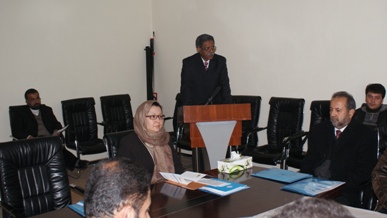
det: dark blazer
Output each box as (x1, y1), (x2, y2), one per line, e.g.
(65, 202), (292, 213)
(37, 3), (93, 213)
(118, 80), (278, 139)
(301, 120), (378, 207)
(180, 53), (232, 105)
(117, 132), (184, 177)
(10, 105), (62, 139)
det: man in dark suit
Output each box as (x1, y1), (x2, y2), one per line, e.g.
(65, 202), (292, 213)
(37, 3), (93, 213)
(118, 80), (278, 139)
(180, 34), (232, 105)
(301, 91), (378, 208)
(10, 88), (88, 171)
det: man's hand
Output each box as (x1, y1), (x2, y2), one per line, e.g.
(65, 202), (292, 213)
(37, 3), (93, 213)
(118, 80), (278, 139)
(27, 135), (34, 139)
(52, 130), (60, 137)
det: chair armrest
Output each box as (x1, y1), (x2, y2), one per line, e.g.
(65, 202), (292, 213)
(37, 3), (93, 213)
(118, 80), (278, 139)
(9, 135), (19, 141)
(97, 121), (108, 127)
(246, 126), (267, 144)
(0, 201), (21, 218)
(176, 123), (185, 140)
(164, 116), (173, 121)
(69, 183), (85, 196)
(282, 131), (308, 145)
(97, 121), (116, 132)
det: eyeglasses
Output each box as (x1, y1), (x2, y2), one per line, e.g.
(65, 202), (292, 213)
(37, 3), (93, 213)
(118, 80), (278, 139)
(201, 46), (217, 52)
(145, 115), (165, 120)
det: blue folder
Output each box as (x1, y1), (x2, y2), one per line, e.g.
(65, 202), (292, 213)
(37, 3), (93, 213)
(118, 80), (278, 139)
(282, 177), (345, 196)
(198, 178), (249, 196)
(252, 168), (312, 183)
(68, 201), (85, 217)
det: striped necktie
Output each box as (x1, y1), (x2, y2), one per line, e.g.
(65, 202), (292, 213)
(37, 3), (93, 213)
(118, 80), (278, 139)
(336, 130), (342, 139)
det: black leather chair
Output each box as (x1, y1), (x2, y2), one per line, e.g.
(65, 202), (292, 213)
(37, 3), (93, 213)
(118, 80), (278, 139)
(103, 130), (134, 158)
(242, 97), (305, 166)
(100, 94), (134, 134)
(284, 100), (330, 169)
(285, 100), (330, 169)
(9, 105), (26, 140)
(231, 95), (261, 153)
(61, 97), (106, 159)
(0, 137), (71, 217)
(174, 93), (192, 157)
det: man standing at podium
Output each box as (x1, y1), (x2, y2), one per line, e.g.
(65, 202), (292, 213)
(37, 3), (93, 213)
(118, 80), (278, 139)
(180, 34), (232, 105)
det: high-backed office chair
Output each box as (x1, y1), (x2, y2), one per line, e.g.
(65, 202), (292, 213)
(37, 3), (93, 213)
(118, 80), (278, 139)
(103, 130), (134, 158)
(242, 97), (305, 166)
(284, 100), (331, 169)
(174, 93), (192, 157)
(61, 97), (106, 159)
(9, 105), (26, 140)
(231, 95), (261, 152)
(0, 137), (71, 217)
(100, 94), (134, 134)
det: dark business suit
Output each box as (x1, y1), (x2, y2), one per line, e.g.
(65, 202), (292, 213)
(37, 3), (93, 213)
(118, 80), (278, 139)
(10, 105), (78, 170)
(11, 105), (62, 139)
(180, 53), (232, 105)
(301, 120), (378, 207)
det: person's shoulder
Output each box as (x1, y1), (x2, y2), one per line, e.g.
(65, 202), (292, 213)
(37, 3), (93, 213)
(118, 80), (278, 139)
(121, 132), (140, 143)
(350, 119), (375, 134)
(353, 107), (364, 119)
(40, 104), (52, 110)
(213, 54), (226, 61)
(380, 104), (387, 113)
(183, 53), (200, 62)
(309, 121), (332, 136)
(313, 120), (332, 129)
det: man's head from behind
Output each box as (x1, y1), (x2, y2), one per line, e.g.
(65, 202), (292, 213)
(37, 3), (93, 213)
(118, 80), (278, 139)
(365, 83), (385, 110)
(196, 34), (216, 61)
(330, 91), (356, 129)
(272, 198), (354, 218)
(24, 88), (41, 110)
(84, 158), (151, 218)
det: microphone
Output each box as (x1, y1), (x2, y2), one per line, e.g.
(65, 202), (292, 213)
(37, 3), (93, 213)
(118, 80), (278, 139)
(205, 86), (221, 105)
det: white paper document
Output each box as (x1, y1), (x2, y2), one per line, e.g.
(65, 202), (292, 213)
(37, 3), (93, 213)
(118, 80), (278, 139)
(160, 171), (207, 185)
(57, 125), (69, 133)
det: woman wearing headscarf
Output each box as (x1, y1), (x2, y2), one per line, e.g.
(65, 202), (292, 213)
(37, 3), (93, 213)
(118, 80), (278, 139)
(117, 100), (184, 184)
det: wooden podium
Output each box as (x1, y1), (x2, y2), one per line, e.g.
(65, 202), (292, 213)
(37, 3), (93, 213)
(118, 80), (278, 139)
(177, 104), (251, 171)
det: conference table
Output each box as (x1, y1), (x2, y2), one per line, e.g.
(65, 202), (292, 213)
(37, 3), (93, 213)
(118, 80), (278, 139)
(32, 166), (342, 218)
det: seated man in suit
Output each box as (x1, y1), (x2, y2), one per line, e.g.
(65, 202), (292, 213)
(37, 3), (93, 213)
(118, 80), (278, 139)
(301, 91), (378, 208)
(84, 158), (151, 218)
(180, 33), (232, 105)
(10, 88), (88, 170)
(353, 83), (387, 157)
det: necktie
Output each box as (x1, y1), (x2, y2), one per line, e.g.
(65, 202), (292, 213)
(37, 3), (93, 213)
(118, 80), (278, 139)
(204, 61), (208, 71)
(336, 130), (342, 139)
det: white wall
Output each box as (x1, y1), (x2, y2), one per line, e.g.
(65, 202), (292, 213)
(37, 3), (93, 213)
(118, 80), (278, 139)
(152, 0), (387, 144)
(0, 0), (152, 141)
(1, 1), (387, 146)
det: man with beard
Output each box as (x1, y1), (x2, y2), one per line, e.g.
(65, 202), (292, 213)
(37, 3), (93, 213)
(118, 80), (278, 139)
(301, 91), (377, 208)
(353, 83), (387, 157)
(180, 34), (232, 105)
(10, 88), (88, 171)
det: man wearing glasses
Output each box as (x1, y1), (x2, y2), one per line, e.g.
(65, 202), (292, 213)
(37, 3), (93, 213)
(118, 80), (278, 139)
(180, 34), (232, 105)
